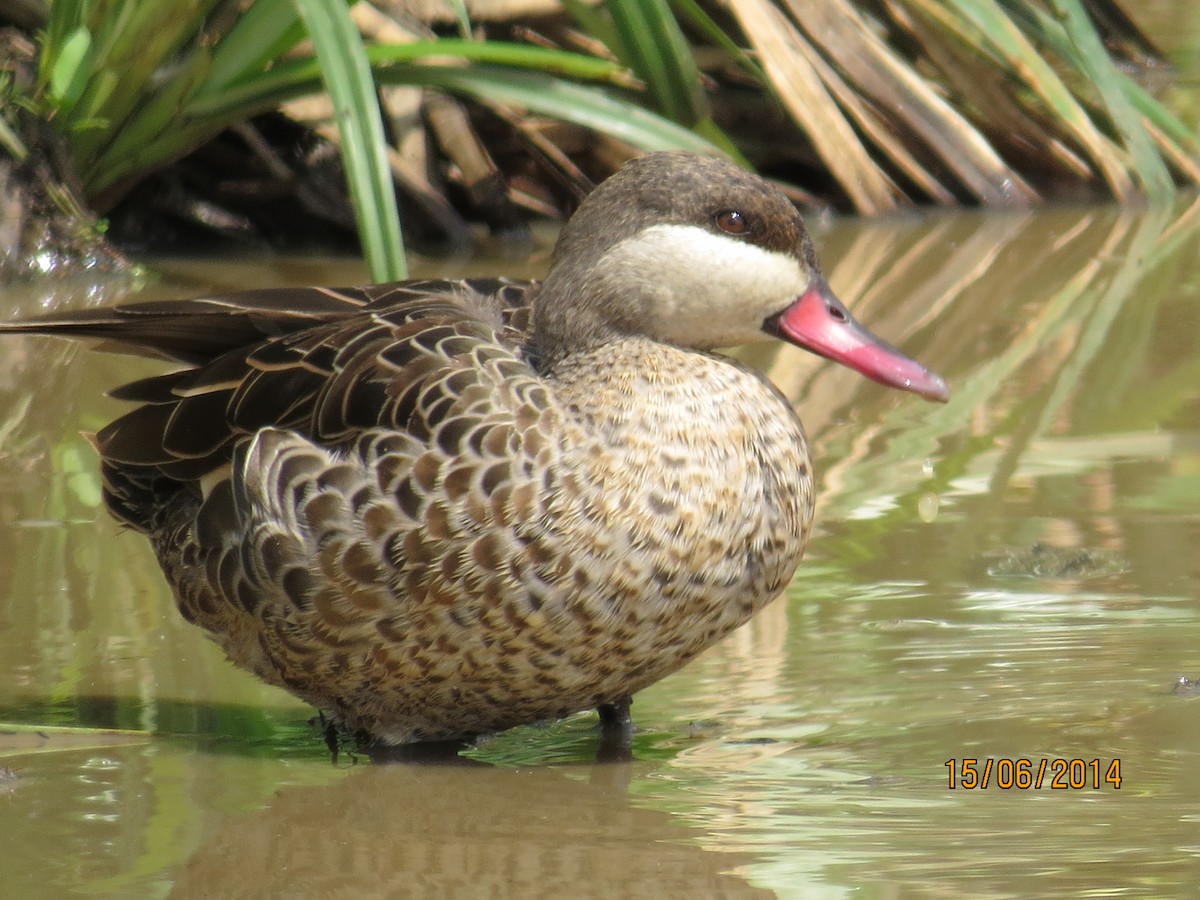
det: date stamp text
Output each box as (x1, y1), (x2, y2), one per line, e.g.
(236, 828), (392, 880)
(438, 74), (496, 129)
(945, 758), (1121, 790)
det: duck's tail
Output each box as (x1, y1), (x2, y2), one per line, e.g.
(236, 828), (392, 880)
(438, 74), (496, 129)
(0, 286), (373, 364)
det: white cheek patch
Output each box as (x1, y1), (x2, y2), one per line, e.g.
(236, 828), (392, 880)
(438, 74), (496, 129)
(599, 224), (811, 347)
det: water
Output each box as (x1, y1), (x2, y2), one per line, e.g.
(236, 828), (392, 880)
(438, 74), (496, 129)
(1, 197), (1199, 897)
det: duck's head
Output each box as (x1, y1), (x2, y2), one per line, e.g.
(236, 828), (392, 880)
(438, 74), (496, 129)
(535, 152), (948, 402)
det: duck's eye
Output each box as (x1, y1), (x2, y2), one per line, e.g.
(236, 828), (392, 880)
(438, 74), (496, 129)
(715, 210), (749, 235)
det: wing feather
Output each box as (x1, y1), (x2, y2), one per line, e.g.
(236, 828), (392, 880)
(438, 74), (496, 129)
(5, 277), (540, 531)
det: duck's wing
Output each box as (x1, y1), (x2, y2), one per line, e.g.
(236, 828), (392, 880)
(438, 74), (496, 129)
(4, 277), (539, 529)
(0, 278), (531, 365)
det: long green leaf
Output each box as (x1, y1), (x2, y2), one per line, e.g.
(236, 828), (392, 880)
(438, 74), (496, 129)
(0, 112), (28, 162)
(206, 0), (308, 95)
(1052, 0), (1173, 198)
(602, 0), (707, 125)
(444, 0), (472, 39)
(370, 40), (633, 83)
(130, 60), (724, 205)
(668, 0), (766, 84)
(47, 25), (93, 113)
(84, 50), (214, 203)
(937, 0), (1135, 198)
(560, 0), (621, 52)
(379, 65), (725, 155)
(1002, 0), (1176, 199)
(189, 41), (636, 118)
(1013, 7), (1198, 158)
(38, 0), (85, 90)
(292, 0), (406, 281)
(195, 51), (723, 156)
(66, 1), (217, 173)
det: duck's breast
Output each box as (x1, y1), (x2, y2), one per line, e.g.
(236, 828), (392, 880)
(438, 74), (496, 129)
(542, 340), (814, 669)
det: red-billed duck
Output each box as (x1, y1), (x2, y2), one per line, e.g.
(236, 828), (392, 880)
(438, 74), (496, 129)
(2, 152), (947, 749)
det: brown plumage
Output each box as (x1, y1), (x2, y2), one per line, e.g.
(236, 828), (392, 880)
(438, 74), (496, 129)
(3, 153), (947, 745)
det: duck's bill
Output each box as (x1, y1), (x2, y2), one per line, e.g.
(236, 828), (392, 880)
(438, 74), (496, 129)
(768, 279), (950, 403)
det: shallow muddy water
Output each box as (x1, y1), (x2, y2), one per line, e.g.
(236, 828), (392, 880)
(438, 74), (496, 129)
(2, 197), (1199, 897)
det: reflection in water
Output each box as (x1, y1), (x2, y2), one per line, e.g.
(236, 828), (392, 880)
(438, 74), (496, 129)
(169, 759), (771, 899)
(0, 738), (770, 897)
(1, 197), (1200, 895)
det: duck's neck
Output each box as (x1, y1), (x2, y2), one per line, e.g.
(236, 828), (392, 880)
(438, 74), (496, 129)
(546, 336), (812, 496)
(530, 266), (649, 371)
(543, 336), (703, 422)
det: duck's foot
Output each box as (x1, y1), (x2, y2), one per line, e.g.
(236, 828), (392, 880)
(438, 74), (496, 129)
(315, 714), (341, 760)
(595, 696), (634, 763)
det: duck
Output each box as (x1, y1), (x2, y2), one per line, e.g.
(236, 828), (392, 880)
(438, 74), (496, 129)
(3, 152), (947, 749)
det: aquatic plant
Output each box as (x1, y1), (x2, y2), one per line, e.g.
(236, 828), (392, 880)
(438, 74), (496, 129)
(10, 0), (1197, 276)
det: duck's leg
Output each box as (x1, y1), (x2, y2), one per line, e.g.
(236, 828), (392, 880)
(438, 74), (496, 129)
(322, 717), (340, 758)
(596, 696), (634, 762)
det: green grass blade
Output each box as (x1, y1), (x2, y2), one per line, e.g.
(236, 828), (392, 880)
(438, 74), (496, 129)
(63, 1), (217, 174)
(184, 46), (721, 157)
(83, 52), (213, 203)
(86, 119), (231, 202)
(1050, 0), (1173, 199)
(692, 118), (751, 166)
(188, 41), (637, 119)
(560, 0), (621, 52)
(369, 40), (633, 83)
(668, 0), (766, 83)
(937, 0), (1135, 198)
(602, 0), (707, 125)
(1003, 1), (1197, 157)
(292, 0), (407, 281)
(378, 64), (725, 155)
(0, 113), (28, 162)
(205, 0), (307, 95)
(47, 25), (93, 113)
(444, 0), (472, 39)
(1002, 0), (1177, 198)
(38, 0), (85, 90)
(1121, 79), (1200, 166)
